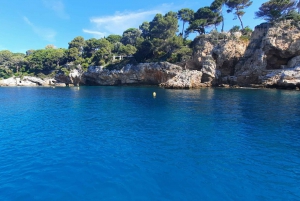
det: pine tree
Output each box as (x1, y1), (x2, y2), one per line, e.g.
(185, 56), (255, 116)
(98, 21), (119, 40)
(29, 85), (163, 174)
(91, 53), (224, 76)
(226, 0), (253, 29)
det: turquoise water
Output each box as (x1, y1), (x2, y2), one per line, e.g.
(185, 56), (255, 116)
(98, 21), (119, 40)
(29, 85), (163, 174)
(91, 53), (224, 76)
(0, 87), (299, 200)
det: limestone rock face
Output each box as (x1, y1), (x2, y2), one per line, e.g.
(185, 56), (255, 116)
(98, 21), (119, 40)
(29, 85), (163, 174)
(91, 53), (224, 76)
(0, 77), (20, 86)
(261, 67), (300, 88)
(0, 76), (55, 86)
(55, 69), (82, 86)
(159, 70), (204, 89)
(235, 21), (300, 88)
(190, 32), (248, 85)
(213, 39), (248, 77)
(81, 62), (182, 86)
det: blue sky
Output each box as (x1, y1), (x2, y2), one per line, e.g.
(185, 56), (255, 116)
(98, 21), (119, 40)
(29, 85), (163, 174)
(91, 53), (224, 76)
(0, 0), (265, 53)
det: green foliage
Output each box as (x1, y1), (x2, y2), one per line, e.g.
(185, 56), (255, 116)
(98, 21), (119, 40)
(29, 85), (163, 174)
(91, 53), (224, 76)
(26, 48), (66, 73)
(84, 38), (99, 57)
(0, 50), (26, 73)
(186, 19), (207, 35)
(106, 35), (122, 43)
(183, 39), (192, 46)
(121, 28), (141, 46)
(163, 36), (184, 55)
(239, 35), (251, 42)
(255, 0), (297, 22)
(241, 26), (253, 36)
(134, 40), (154, 62)
(210, 0), (227, 32)
(0, 67), (13, 79)
(60, 67), (70, 76)
(226, 0), (253, 29)
(173, 46), (193, 62)
(0, 50), (13, 65)
(186, 6), (222, 36)
(66, 47), (79, 62)
(177, 8), (194, 36)
(45, 44), (56, 49)
(68, 36), (85, 54)
(149, 12), (178, 40)
(139, 22), (150, 39)
(284, 10), (300, 21)
(26, 50), (35, 56)
(229, 25), (241, 32)
(119, 44), (137, 56)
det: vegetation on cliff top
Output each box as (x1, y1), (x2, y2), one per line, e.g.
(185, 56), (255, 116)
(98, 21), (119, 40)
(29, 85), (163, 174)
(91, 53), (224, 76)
(1, 0), (300, 79)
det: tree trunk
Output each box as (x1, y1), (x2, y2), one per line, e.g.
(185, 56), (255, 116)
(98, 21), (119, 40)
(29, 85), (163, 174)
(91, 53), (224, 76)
(182, 22), (185, 37)
(221, 20), (224, 32)
(221, 12), (224, 32)
(237, 14), (244, 29)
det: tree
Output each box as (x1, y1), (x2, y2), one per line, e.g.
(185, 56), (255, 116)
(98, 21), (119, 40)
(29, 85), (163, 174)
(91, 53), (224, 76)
(11, 54), (26, 73)
(98, 38), (112, 54)
(139, 22), (150, 39)
(91, 39), (113, 65)
(84, 38), (100, 57)
(106, 35), (122, 44)
(121, 28), (141, 46)
(211, 0), (228, 32)
(68, 36), (85, 54)
(241, 26), (253, 36)
(26, 49), (66, 72)
(45, 44), (56, 49)
(149, 11), (178, 40)
(226, 0), (253, 29)
(284, 9), (300, 21)
(186, 19), (208, 35)
(229, 25), (240, 32)
(162, 36), (183, 55)
(112, 42), (123, 54)
(134, 40), (154, 62)
(26, 50), (35, 56)
(119, 44), (137, 56)
(66, 47), (79, 62)
(255, 0), (297, 22)
(0, 50), (13, 66)
(186, 7), (221, 35)
(177, 8), (194, 36)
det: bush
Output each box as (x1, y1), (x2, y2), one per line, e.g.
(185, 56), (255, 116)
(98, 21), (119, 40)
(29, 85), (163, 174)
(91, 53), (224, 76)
(240, 35), (251, 42)
(60, 67), (70, 76)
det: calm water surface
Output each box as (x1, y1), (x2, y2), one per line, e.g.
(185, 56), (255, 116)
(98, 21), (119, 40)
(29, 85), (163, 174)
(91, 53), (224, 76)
(0, 87), (299, 200)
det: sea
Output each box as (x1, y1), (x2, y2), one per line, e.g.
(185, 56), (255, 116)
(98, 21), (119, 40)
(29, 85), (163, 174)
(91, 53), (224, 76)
(0, 86), (299, 201)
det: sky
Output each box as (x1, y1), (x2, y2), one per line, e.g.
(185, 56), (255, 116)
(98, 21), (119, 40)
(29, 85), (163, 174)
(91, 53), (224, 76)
(0, 0), (265, 53)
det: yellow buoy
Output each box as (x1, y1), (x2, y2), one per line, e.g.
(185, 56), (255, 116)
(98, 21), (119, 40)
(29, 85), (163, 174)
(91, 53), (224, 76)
(153, 92), (156, 97)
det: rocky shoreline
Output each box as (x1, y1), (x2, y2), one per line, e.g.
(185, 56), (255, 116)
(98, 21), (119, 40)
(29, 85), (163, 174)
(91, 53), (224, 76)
(1, 21), (300, 90)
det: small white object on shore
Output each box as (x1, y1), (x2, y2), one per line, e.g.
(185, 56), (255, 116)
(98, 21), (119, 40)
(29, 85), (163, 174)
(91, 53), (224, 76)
(153, 92), (156, 97)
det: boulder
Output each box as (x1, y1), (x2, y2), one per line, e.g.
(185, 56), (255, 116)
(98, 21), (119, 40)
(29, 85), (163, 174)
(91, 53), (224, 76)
(160, 70), (204, 89)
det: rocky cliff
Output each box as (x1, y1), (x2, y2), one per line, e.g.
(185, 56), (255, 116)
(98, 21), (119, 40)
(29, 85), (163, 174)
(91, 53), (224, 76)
(2, 20), (300, 89)
(234, 20), (300, 88)
(54, 62), (204, 89)
(189, 31), (248, 85)
(181, 20), (300, 89)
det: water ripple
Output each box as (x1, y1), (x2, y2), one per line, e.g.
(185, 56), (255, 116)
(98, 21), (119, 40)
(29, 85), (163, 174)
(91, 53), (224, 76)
(0, 87), (299, 200)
